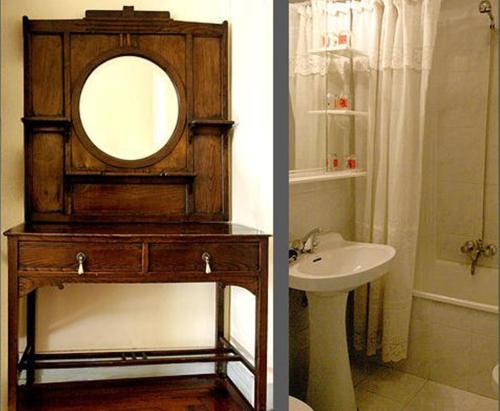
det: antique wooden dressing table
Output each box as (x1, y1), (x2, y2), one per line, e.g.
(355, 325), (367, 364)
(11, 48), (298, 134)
(5, 7), (269, 411)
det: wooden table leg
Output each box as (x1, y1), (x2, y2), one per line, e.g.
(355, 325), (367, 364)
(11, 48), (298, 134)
(254, 241), (269, 411)
(8, 239), (19, 410)
(26, 290), (37, 386)
(215, 283), (227, 377)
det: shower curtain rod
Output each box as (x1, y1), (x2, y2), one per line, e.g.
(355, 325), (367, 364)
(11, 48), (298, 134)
(288, 0), (365, 10)
(289, 0), (360, 4)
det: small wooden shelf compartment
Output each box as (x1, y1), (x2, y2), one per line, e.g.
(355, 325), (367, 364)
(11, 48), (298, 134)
(188, 119), (235, 142)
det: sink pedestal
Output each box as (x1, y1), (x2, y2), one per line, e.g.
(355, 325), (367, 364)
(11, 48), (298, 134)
(290, 233), (395, 410)
(307, 291), (356, 411)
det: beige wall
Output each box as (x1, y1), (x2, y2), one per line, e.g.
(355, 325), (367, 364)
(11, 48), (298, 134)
(1, 0), (273, 408)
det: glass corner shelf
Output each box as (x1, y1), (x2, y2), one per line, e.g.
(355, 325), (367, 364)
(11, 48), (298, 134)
(289, 169), (367, 185)
(308, 109), (368, 117)
(308, 46), (368, 59)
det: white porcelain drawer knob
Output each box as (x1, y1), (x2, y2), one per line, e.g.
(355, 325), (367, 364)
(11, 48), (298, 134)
(76, 252), (87, 275)
(201, 252), (212, 274)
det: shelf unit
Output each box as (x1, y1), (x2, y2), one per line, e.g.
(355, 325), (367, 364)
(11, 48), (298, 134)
(290, 2), (369, 185)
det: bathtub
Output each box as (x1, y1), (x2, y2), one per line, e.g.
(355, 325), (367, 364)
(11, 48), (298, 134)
(415, 259), (498, 310)
(413, 289), (498, 314)
(400, 259), (498, 399)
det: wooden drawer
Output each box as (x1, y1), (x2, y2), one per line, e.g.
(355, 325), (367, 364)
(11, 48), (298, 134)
(149, 242), (260, 274)
(18, 241), (143, 273)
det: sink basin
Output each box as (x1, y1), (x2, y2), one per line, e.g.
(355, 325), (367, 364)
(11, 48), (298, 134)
(289, 232), (396, 411)
(289, 232), (395, 292)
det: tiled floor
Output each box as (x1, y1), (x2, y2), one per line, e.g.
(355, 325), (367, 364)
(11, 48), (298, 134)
(352, 363), (498, 411)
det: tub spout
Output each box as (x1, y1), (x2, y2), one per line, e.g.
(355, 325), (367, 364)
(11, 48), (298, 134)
(471, 253), (479, 275)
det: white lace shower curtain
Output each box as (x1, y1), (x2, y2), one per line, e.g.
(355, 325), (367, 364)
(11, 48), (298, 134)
(289, 2), (327, 171)
(353, 0), (441, 362)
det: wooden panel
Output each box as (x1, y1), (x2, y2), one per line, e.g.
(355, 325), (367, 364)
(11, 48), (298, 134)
(18, 241), (142, 272)
(72, 184), (186, 215)
(138, 35), (186, 79)
(31, 35), (63, 115)
(193, 37), (221, 118)
(149, 241), (260, 273)
(132, 35), (189, 172)
(69, 34), (189, 173)
(31, 133), (64, 213)
(69, 134), (104, 171)
(193, 134), (223, 214)
(69, 117), (189, 173)
(70, 34), (120, 87)
(69, 34), (122, 172)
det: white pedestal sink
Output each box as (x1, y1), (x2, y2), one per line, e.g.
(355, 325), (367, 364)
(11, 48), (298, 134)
(290, 232), (395, 411)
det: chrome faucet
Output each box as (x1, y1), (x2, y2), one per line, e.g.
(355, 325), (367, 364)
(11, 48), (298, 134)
(289, 228), (321, 262)
(302, 228), (321, 253)
(460, 239), (497, 275)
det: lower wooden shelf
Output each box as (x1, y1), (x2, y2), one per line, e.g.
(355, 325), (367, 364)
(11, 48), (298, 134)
(19, 374), (252, 411)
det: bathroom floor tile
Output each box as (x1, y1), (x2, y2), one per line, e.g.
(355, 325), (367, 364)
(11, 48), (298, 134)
(471, 394), (499, 411)
(355, 387), (404, 411)
(356, 366), (426, 404)
(351, 361), (379, 387)
(403, 381), (497, 411)
(352, 363), (369, 386)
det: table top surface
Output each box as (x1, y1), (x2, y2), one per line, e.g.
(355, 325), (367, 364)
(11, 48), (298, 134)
(4, 222), (270, 238)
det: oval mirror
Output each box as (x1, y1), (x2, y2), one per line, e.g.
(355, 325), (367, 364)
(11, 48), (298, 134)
(79, 56), (179, 160)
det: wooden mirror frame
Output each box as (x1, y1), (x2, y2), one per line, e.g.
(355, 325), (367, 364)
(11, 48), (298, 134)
(72, 47), (187, 168)
(23, 7), (233, 223)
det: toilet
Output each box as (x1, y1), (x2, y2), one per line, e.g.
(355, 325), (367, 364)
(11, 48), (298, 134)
(289, 396), (313, 411)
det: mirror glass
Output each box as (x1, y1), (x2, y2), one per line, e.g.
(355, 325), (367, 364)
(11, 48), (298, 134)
(80, 56), (179, 160)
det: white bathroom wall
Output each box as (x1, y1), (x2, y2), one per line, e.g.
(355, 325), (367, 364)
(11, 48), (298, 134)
(1, 1), (273, 408)
(289, 180), (354, 241)
(424, 0), (499, 268)
(415, 0), (498, 292)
